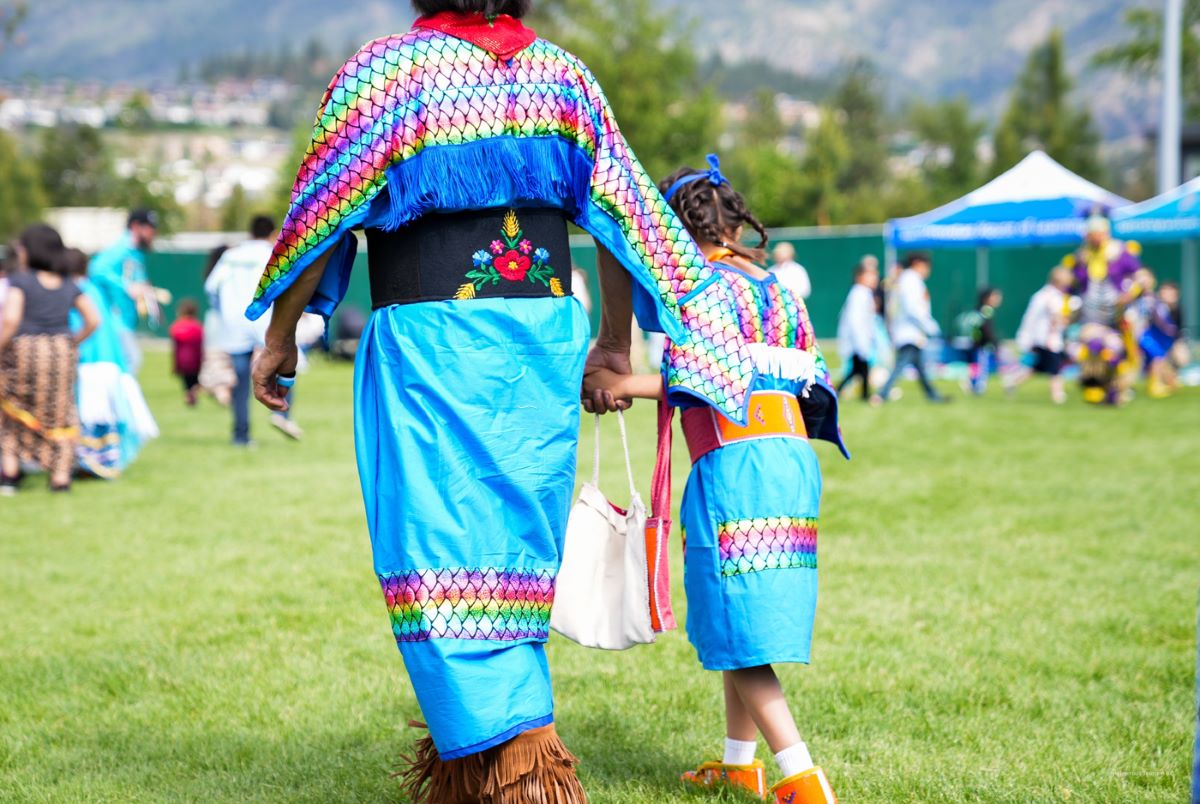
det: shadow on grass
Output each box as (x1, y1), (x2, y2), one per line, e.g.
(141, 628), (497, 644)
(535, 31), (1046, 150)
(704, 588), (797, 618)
(567, 710), (747, 802)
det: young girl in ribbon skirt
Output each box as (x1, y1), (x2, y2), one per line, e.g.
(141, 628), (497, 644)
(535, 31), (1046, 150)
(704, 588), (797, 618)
(585, 157), (848, 804)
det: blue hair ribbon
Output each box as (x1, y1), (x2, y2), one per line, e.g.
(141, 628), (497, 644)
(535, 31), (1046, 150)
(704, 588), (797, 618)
(664, 153), (728, 203)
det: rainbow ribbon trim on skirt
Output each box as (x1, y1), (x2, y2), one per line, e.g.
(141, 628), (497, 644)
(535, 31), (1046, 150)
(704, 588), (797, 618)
(380, 568), (556, 643)
(717, 517), (818, 577)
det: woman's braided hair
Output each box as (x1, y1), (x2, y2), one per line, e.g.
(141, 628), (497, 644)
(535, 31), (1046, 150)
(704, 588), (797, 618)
(411, 0), (532, 18)
(658, 167), (769, 264)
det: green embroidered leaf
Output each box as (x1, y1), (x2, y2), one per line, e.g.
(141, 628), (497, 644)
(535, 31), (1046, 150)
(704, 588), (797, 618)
(466, 267), (502, 287)
(527, 260), (553, 287)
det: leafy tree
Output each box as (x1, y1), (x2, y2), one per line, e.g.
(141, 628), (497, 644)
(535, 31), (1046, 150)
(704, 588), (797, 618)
(720, 91), (809, 228)
(532, 0), (719, 180)
(37, 125), (180, 231)
(0, 128), (45, 240)
(1093, 1), (1200, 123)
(992, 30), (1102, 181)
(115, 91), (155, 130)
(219, 184), (251, 232)
(37, 125), (124, 207)
(115, 163), (183, 234)
(830, 58), (889, 192)
(908, 97), (987, 203)
(741, 89), (785, 149)
(798, 110), (852, 227)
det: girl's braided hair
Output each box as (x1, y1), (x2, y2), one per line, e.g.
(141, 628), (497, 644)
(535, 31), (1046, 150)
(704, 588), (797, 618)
(658, 166), (769, 264)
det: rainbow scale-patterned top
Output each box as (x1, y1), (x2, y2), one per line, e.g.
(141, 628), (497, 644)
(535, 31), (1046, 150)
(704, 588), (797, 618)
(665, 264), (847, 456)
(247, 25), (758, 422)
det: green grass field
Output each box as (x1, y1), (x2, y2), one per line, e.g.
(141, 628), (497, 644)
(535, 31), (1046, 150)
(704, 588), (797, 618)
(1, 349), (1197, 802)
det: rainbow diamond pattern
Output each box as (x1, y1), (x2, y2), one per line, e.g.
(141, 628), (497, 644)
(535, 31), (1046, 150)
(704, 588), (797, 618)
(717, 516), (818, 577)
(766, 280), (831, 383)
(379, 567), (555, 643)
(665, 277), (757, 417)
(256, 29), (709, 317)
(666, 269), (831, 411)
(253, 27), (755, 418)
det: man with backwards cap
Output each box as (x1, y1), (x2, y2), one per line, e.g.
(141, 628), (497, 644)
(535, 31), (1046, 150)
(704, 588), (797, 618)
(88, 209), (160, 372)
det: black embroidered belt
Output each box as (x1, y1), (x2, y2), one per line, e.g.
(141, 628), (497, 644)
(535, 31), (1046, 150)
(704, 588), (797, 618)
(367, 207), (573, 309)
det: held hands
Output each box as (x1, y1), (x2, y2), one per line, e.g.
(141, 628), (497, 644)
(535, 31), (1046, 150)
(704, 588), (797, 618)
(582, 343), (632, 414)
(252, 337), (298, 413)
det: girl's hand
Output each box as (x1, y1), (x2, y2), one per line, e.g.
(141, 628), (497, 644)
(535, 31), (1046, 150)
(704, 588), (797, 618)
(252, 339), (298, 413)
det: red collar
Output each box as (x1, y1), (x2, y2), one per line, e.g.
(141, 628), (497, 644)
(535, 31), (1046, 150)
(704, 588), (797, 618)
(413, 12), (537, 61)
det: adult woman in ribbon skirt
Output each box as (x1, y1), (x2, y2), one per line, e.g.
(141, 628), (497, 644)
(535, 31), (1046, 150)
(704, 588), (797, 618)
(245, 1), (758, 800)
(58, 248), (158, 478)
(586, 159), (848, 803)
(0, 226), (99, 493)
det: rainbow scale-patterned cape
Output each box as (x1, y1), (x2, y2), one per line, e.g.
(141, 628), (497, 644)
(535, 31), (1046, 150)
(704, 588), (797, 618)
(246, 25), (758, 423)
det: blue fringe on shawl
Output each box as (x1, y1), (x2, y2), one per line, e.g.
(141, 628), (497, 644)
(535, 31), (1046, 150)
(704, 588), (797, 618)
(300, 135), (679, 342)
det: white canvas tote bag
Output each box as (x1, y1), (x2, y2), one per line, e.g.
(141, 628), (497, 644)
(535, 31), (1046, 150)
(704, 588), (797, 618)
(550, 411), (655, 650)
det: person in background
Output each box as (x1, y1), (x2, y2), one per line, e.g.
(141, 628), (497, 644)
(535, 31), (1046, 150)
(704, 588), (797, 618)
(88, 209), (159, 373)
(1062, 213), (1144, 405)
(198, 245), (235, 406)
(1006, 267), (1074, 404)
(0, 225), (99, 494)
(205, 215), (301, 445)
(873, 253), (948, 405)
(1140, 280), (1183, 399)
(64, 247), (159, 479)
(0, 268), (8, 333)
(170, 299), (205, 406)
(769, 241), (812, 300)
(955, 288), (1003, 395)
(2, 240), (29, 331)
(571, 265), (592, 317)
(836, 257), (880, 400)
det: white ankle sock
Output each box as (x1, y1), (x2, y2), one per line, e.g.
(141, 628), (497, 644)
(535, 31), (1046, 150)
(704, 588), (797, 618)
(774, 742), (814, 778)
(723, 737), (757, 766)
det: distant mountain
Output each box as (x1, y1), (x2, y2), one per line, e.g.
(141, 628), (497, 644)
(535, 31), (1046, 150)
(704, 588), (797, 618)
(0, 0), (1155, 137)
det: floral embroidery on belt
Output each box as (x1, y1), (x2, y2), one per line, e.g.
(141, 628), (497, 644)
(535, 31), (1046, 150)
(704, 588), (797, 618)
(457, 209), (565, 300)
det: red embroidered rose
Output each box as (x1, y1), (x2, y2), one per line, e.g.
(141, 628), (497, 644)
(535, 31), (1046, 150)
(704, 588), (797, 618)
(496, 250), (531, 281)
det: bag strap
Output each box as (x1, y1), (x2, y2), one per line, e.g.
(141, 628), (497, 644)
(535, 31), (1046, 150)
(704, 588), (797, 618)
(650, 392), (674, 521)
(615, 409), (638, 500)
(592, 411), (639, 501)
(591, 413), (601, 488)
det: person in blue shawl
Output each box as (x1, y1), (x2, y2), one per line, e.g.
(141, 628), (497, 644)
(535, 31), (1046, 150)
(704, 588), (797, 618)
(62, 248), (157, 477)
(246, 1), (760, 800)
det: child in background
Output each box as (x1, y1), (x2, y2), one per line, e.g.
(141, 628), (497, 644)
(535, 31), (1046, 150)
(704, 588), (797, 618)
(585, 157), (847, 804)
(954, 288), (1003, 395)
(169, 299), (204, 406)
(1141, 280), (1183, 398)
(1007, 267), (1074, 404)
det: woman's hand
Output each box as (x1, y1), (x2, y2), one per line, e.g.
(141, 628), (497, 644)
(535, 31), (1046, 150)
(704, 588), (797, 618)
(582, 344), (632, 414)
(252, 337), (298, 413)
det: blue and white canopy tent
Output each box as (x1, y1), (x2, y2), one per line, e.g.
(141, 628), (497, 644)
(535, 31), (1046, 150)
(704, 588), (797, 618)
(1113, 175), (1200, 328)
(885, 150), (1130, 288)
